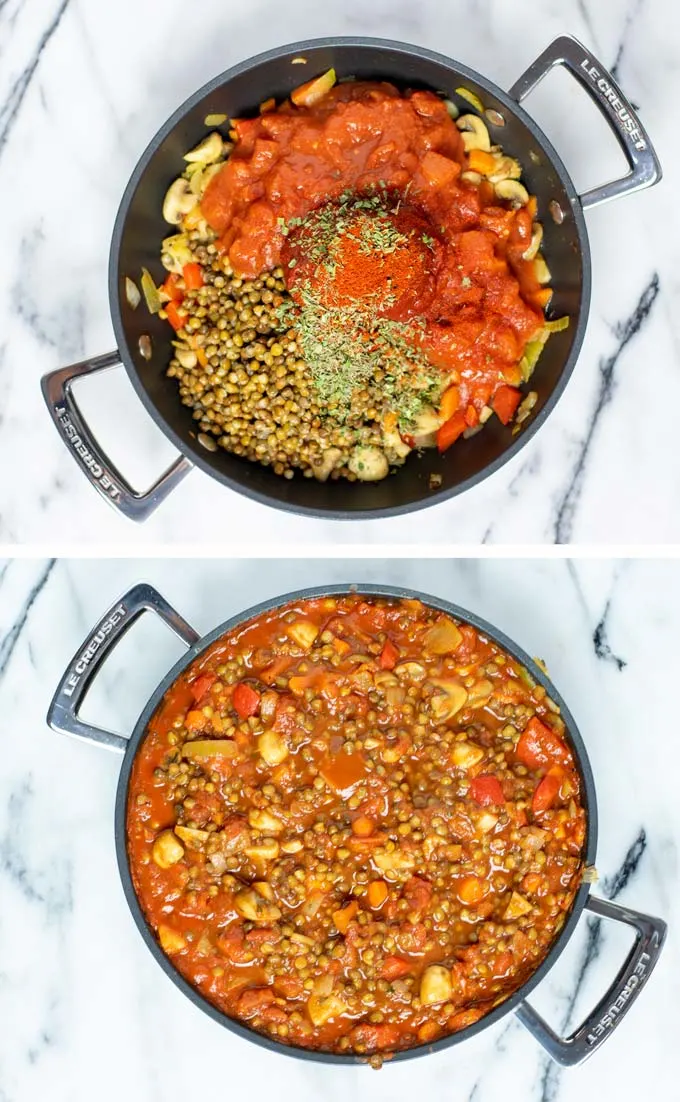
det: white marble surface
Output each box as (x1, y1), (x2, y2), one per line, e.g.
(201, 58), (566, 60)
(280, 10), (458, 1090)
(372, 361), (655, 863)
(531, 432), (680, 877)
(0, 556), (677, 1101)
(1, 0), (678, 545)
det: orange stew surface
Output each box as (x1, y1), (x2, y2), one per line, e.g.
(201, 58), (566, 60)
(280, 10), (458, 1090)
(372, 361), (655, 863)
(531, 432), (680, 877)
(200, 83), (545, 393)
(127, 596), (585, 1061)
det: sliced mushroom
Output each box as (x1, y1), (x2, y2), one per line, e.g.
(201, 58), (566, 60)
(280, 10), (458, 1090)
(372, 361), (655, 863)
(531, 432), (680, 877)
(494, 179), (529, 207)
(174, 825), (210, 848)
(287, 620), (319, 649)
(467, 678), (493, 707)
(424, 618), (462, 655)
(160, 233), (195, 273)
(257, 730), (289, 766)
(248, 808), (284, 834)
(348, 445), (389, 481)
(183, 131), (224, 164)
(420, 964), (453, 1006)
(152, 829), (184, 868)
(487, 155), (522, 184)
(451, 741), (485, 770)
(456, 114), (491, 152)
(411, 406), (443, 447)
(234, 888), (281, 923)
(162, 177), (197, 224)
(311, 447), (342, 482)
(504, 891), (533, 919)
(430, 680), (469, 722)
(158, 924), (187, 954)
(461, 170), (483, 186)
(244, 838), (280, 862)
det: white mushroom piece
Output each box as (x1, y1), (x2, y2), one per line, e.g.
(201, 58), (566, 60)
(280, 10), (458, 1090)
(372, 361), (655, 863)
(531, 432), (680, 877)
(162, 178), (197, 225)
(456, 113), (491, 152)
(348, 446), (389, 482)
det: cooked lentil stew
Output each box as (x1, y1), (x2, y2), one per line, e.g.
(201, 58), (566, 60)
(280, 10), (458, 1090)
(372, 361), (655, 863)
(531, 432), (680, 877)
(135, 70), (568, 483)
(127, 595), (586, 1061)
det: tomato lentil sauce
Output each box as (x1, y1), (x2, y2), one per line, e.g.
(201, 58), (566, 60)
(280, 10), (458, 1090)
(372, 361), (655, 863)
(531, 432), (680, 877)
(127, 595), (586, 1060)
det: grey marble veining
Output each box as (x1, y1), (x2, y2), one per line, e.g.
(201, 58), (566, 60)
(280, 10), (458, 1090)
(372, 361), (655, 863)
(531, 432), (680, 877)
(0, 557), (677, 1100)
(0, 0), (677, 544)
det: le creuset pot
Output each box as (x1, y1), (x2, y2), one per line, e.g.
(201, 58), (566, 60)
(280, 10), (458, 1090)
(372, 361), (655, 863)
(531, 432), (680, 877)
(42, 34), (661, 522)
(47, 582), (667, 1063)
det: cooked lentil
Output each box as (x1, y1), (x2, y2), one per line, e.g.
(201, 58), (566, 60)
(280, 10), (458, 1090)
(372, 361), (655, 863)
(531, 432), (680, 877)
(127, 595), (585, 1060)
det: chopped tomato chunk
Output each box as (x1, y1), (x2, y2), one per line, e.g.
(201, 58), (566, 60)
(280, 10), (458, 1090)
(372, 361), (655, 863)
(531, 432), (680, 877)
(468, 775), (505, 806)
(232, 682), (261, 719)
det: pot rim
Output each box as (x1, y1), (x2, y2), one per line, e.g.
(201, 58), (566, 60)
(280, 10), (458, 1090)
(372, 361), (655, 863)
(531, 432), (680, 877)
(108, 35), (591, 520)
(114, 583), (598, 1063)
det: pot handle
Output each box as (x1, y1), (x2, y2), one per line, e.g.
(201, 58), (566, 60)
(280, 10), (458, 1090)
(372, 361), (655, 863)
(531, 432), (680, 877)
(46, 582), (200, 753)
(509, 34), (662, 209)
(515, 893), (666, 1065)
(41, 351), (193, 522)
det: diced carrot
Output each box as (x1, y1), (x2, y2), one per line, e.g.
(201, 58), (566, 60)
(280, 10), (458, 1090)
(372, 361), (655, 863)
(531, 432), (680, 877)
(291, 68), (337, 107)
(534, 287), (553, 308)
(457, 875), (489, 906)
(379, 639), (399, 670)
(380, 955), (413, 981)
(319, 752), (366, 794)
(492, 385), (522, 425)
(418, 1021), (441, 1043)
(185, 709), (208, 732)
(160, 273), (183, 303)
(165, 301), (186, 332)
(351, 815), (375, 838)
(288, 674), (316, 694)
(367, 880), (388, 908)
(421, 150), (460, 187)
(439, 385), (460, 423)
(333, 900), (358, 934)
(237, 987), (275, 1016)
(259, 97), (276, 114)
(232, 682), (260, 719)
(331, 637), (351, 657)
(527, 196), (538, 219)
(182, 262), (204, 291)
(467, 148), (498, 175)
(464, 404), (478, 427)
(521, 872), (545, 894)
(437, 410), (467, 453)
(196, 347), (208, 367)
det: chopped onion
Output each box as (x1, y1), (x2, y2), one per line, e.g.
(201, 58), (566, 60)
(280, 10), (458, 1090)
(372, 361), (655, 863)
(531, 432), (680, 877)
(140, 268), (161, 314)
(124, 276), (140, 309)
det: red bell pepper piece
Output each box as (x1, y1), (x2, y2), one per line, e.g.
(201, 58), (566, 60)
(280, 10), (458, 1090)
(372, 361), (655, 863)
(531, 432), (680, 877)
(437, 411), (467, 453)
(232, 682), (261, 719)
(190, 673), (216, 704)
(492, 385), (522, 425)
(464, 404), (479, 427)
(161, 273), (184, 303)
(516, 716), (569, 770)
(182, 262), (204, 291)
(379, 639), (399, 670)
(380, 955), (413, 981)
(165, 301), (186, 332)
(468, 775), (505, 806)
(532, 768), (563, 813)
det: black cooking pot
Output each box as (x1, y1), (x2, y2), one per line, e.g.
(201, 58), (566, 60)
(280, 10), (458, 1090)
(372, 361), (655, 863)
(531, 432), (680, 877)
(47, 582), (666, 1064)
(41, 35), (661, 522)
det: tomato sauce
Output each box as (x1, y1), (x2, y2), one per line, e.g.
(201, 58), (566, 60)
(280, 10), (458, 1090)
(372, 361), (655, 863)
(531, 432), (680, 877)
(200, 82), (546, 405)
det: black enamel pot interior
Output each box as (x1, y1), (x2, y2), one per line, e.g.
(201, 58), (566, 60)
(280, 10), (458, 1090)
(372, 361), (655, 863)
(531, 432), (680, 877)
(110, 585), (597, 1062)
(108, 38), (591, 519)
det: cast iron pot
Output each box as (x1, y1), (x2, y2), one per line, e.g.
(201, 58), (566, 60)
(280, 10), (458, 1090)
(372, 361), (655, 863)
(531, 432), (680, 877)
(48, 582), (666, 1064)
(41, 35), (661, 522)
